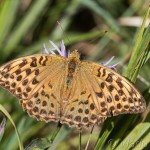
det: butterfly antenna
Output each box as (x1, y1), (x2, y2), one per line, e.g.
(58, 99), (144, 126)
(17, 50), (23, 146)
(57, 21), (71, 45)
(85, 125), (94, 150)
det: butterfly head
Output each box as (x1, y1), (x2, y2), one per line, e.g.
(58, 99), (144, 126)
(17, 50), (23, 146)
(69, 50), (80, 60)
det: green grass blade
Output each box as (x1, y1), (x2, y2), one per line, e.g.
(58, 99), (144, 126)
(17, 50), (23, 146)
(0, 116), (6, 142)
(2, 0), (50, 60)
(94, 7), (150, 150)
(0, 104), (23, 150)
(94, 118), (115, 150)
(48, 126), (71, 150)
(18, 31), (105, 56)
(127, 23), (150, 83)
(25, 124), (71, 150)
(133, 131), (150, 150)
(0, 0), (20, 45)
(106, 115), (138, 149)
(80, 0), (120, 33)
(51, 0), (80, 40)
(6, 118), (26, 150)
(124, 6), (150, 82)
(115, 123), (150, 150)
(26, 125), (71, 150)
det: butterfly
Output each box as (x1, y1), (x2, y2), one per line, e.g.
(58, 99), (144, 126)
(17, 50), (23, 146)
(0, 41), (146, 128)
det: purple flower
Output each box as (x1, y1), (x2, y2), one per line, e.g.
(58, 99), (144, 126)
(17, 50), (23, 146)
(42, 40), (67, 57)
(101, 56), (120, 70)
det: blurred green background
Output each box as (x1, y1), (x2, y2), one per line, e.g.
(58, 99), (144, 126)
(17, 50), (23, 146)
(0, 0), (150, 150)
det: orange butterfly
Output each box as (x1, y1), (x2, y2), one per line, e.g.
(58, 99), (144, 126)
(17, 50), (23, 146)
(0, 41), (146, 128)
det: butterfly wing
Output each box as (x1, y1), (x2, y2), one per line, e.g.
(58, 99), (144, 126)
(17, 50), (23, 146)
(0, 54), (66, 122)
(81, 61), (146, 116)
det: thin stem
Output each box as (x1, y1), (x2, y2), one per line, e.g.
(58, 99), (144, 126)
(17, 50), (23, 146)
(49, 122), (62, 144)
(85, 125), (95, 150)
(78, 129), (82, 150)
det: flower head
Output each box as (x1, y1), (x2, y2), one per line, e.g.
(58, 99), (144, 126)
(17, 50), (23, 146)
(42, 40), (67, 57)
(101, 56), (120, 70)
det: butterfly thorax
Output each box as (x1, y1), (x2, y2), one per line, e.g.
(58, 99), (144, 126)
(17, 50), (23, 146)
(62, 51), (80, 101)
(66, 51), (79, 85)
(67, 50), (80, 78)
